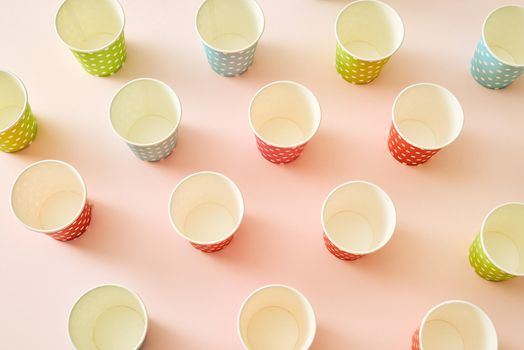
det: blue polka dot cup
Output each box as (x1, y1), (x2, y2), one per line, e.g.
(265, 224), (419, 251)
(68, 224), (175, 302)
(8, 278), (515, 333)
(469, 202), (524, 282)
(196, 0), (264, 77)
(110, 78), (182, 162)
(471, 5), (524, 89)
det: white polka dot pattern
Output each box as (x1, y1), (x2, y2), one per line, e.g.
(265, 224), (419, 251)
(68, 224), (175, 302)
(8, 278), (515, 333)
(0, 104), (37, 153)
(203, 43), (257, 77)
(255, 136), (307, 164)
(470, 38), (524, 89)
(388, 124), (439, 166)
(127, 129), (178, 162)
(71, 33), (126, 77)
(190, 235), (235, 253)
(323, 234), (363, 261)
(411, 329), (421, 350)
(469, 233), (514, 282)
(336, 43), (389, 84)
(48, 202), (92, 242)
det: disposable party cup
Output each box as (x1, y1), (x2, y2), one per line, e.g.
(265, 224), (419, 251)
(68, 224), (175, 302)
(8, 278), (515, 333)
(0, 71), (37, 153)
(68, 284), (148, 350)
(55, 0), (126, 77)
(249, 81), (321, 164)
(168, 171), (244, 253)
(196, 0), (264, 77)
(10, 160), (92, 241)
(388, 83), (464, 166)
(335, 0), (404, 84)
(469, 202), (524, 282)
(110, 78), (182, 162)
(321, 181), (396, 260)
(238, 284), (316, 350)
(471, 5), (524, 89)
(411, 300), (497, 350)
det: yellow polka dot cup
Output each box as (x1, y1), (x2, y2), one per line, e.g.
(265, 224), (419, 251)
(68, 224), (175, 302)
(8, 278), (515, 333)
(55, 0), (126, 77)
(335, 0), (404, 84)
(0, 71), (37, 153)
(469, 202), (524, 282)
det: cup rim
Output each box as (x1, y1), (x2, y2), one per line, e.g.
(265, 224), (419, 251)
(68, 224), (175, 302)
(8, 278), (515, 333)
(481, 4), (524, 68)
(0, 70), (28, 134)
(248, 80), (322, 149)
(479, 201), (524, 276)
(109, 77), (182, 147)
(54, 0), (126, 53)
(237, 284), (317, 350)
(67, 284), (149, 350)
(334, 0), (405, 62)
(195, 0), (265, 54)
(391, 82), (465, 151)
(168, 171), (245, 245)
(321, 180), (396, 255)
(10, 159), (88, 234)
(418, 299), (498, 350)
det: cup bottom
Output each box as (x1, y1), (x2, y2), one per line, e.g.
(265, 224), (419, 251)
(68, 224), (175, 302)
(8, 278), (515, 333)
(247, 306), (299, 350)
(93, 305), (146, 350)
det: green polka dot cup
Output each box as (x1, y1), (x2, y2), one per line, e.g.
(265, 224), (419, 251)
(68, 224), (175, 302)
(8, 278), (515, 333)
(110, 78), (182, 162)
(0, 71), (37, 153)
(335, 0), (404, 84)
(55, 0), (126, 77)
(471, 5), (524, 89)
(196, 0), (264, 77)
(469, 202), (524, 282)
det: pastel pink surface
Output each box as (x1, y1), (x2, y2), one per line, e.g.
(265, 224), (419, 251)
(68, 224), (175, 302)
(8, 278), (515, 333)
(1, 0), (524, 349)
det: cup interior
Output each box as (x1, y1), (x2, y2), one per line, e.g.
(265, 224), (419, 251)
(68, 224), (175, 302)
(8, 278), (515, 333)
(239, 285), (316, 350)
(11, 160), (86, 233)
(56, 0), (124, 51)
(482, 203), (524, 275)
(322, 181), (395, 254)
(69, 285), (147, 350)
(393, 83), (463, 150)
(0, 71), (27, 132)
(484, 5), (524, 66)
(110, 79), (181, 146)
(196, 0), (264, 51)
(420, 301), (497, 350)
(336, 0), (403, 60)
(169, 172), (243, 244)
(249, 81), (321, 148)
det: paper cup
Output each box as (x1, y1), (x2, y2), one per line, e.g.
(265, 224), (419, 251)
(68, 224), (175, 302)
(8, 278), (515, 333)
(68, 284), (148, 350)
(411, 300), (497, 350)
(471, 5), (524, 89)
(168, 171), (244, 252)
(238, 284), (316, 350)
(0, 71), (37, 153)
(55, 0), (126, 77)
(110, 78), (182, 162)
(196, 0), (264, 77)
(249, 81), (321, 164)
(10, 160), (91, 241)
(469, 202), (524, 282)
(321, 181), (396, 260)
(388, 83), (464, 166)
(335, 0), (404, 84)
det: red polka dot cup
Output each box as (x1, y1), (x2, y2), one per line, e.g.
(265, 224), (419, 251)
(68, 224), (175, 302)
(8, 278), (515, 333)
(321, 181), (396, 260)
(10, 160), (92, 241)
(388, 83), (464, 166)
(168, 171), (244, 253)
(411, 300), (497, 350)
(249, 81), (321, 164)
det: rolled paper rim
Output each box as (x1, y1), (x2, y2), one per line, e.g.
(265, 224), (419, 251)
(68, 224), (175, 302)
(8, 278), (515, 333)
(55, 0), (126, 53)
(195, 0), (265, 54)
(10, 159), (88, 234)
(0, 70), (29, 134)
(481, 5), (524, 68)
(391, 82), (464, 151)
(335, 0), (405, 62)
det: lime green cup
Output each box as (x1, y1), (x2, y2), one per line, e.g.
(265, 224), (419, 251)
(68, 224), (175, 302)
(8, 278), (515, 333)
(0, 71), (37, 153)
(335, 0), (404, 84)
(55, 0), (126, 77)
(469, 202), (524, 282)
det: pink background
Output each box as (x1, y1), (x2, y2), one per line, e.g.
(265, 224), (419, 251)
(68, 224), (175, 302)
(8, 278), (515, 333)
(1, 0), (524, 348)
